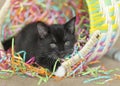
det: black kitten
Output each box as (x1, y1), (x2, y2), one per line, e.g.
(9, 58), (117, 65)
(2, 17), (76, 77)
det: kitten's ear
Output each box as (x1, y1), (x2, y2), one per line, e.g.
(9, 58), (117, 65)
(64, 17), (76, 34)
(37, 22), (48, 38)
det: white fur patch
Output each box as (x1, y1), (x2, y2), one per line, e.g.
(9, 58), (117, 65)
(54, 66), (66, 77)
(114, 51), (120, 61)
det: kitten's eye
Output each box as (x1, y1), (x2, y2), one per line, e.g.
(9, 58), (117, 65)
(64, 41), (70, 46)
(50, 43), (57, 49)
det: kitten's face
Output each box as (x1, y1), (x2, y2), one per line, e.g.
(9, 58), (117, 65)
(37, 17), (76, 58)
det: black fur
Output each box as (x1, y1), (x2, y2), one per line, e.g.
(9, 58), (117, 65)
(2, 17), (76, 71)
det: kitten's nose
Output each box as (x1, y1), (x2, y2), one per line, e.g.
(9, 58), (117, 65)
(58, 47), (64, 52)
(58, 51), (65, 58)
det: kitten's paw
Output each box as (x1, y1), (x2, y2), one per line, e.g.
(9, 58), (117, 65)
(54, 66), (66, 77)
(114, 51), (120, 61)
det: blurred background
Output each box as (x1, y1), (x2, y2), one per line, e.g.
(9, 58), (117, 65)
(0, 0), (120, 86)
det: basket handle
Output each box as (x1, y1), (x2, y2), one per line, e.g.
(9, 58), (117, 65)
(62, 30), (101, 71)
